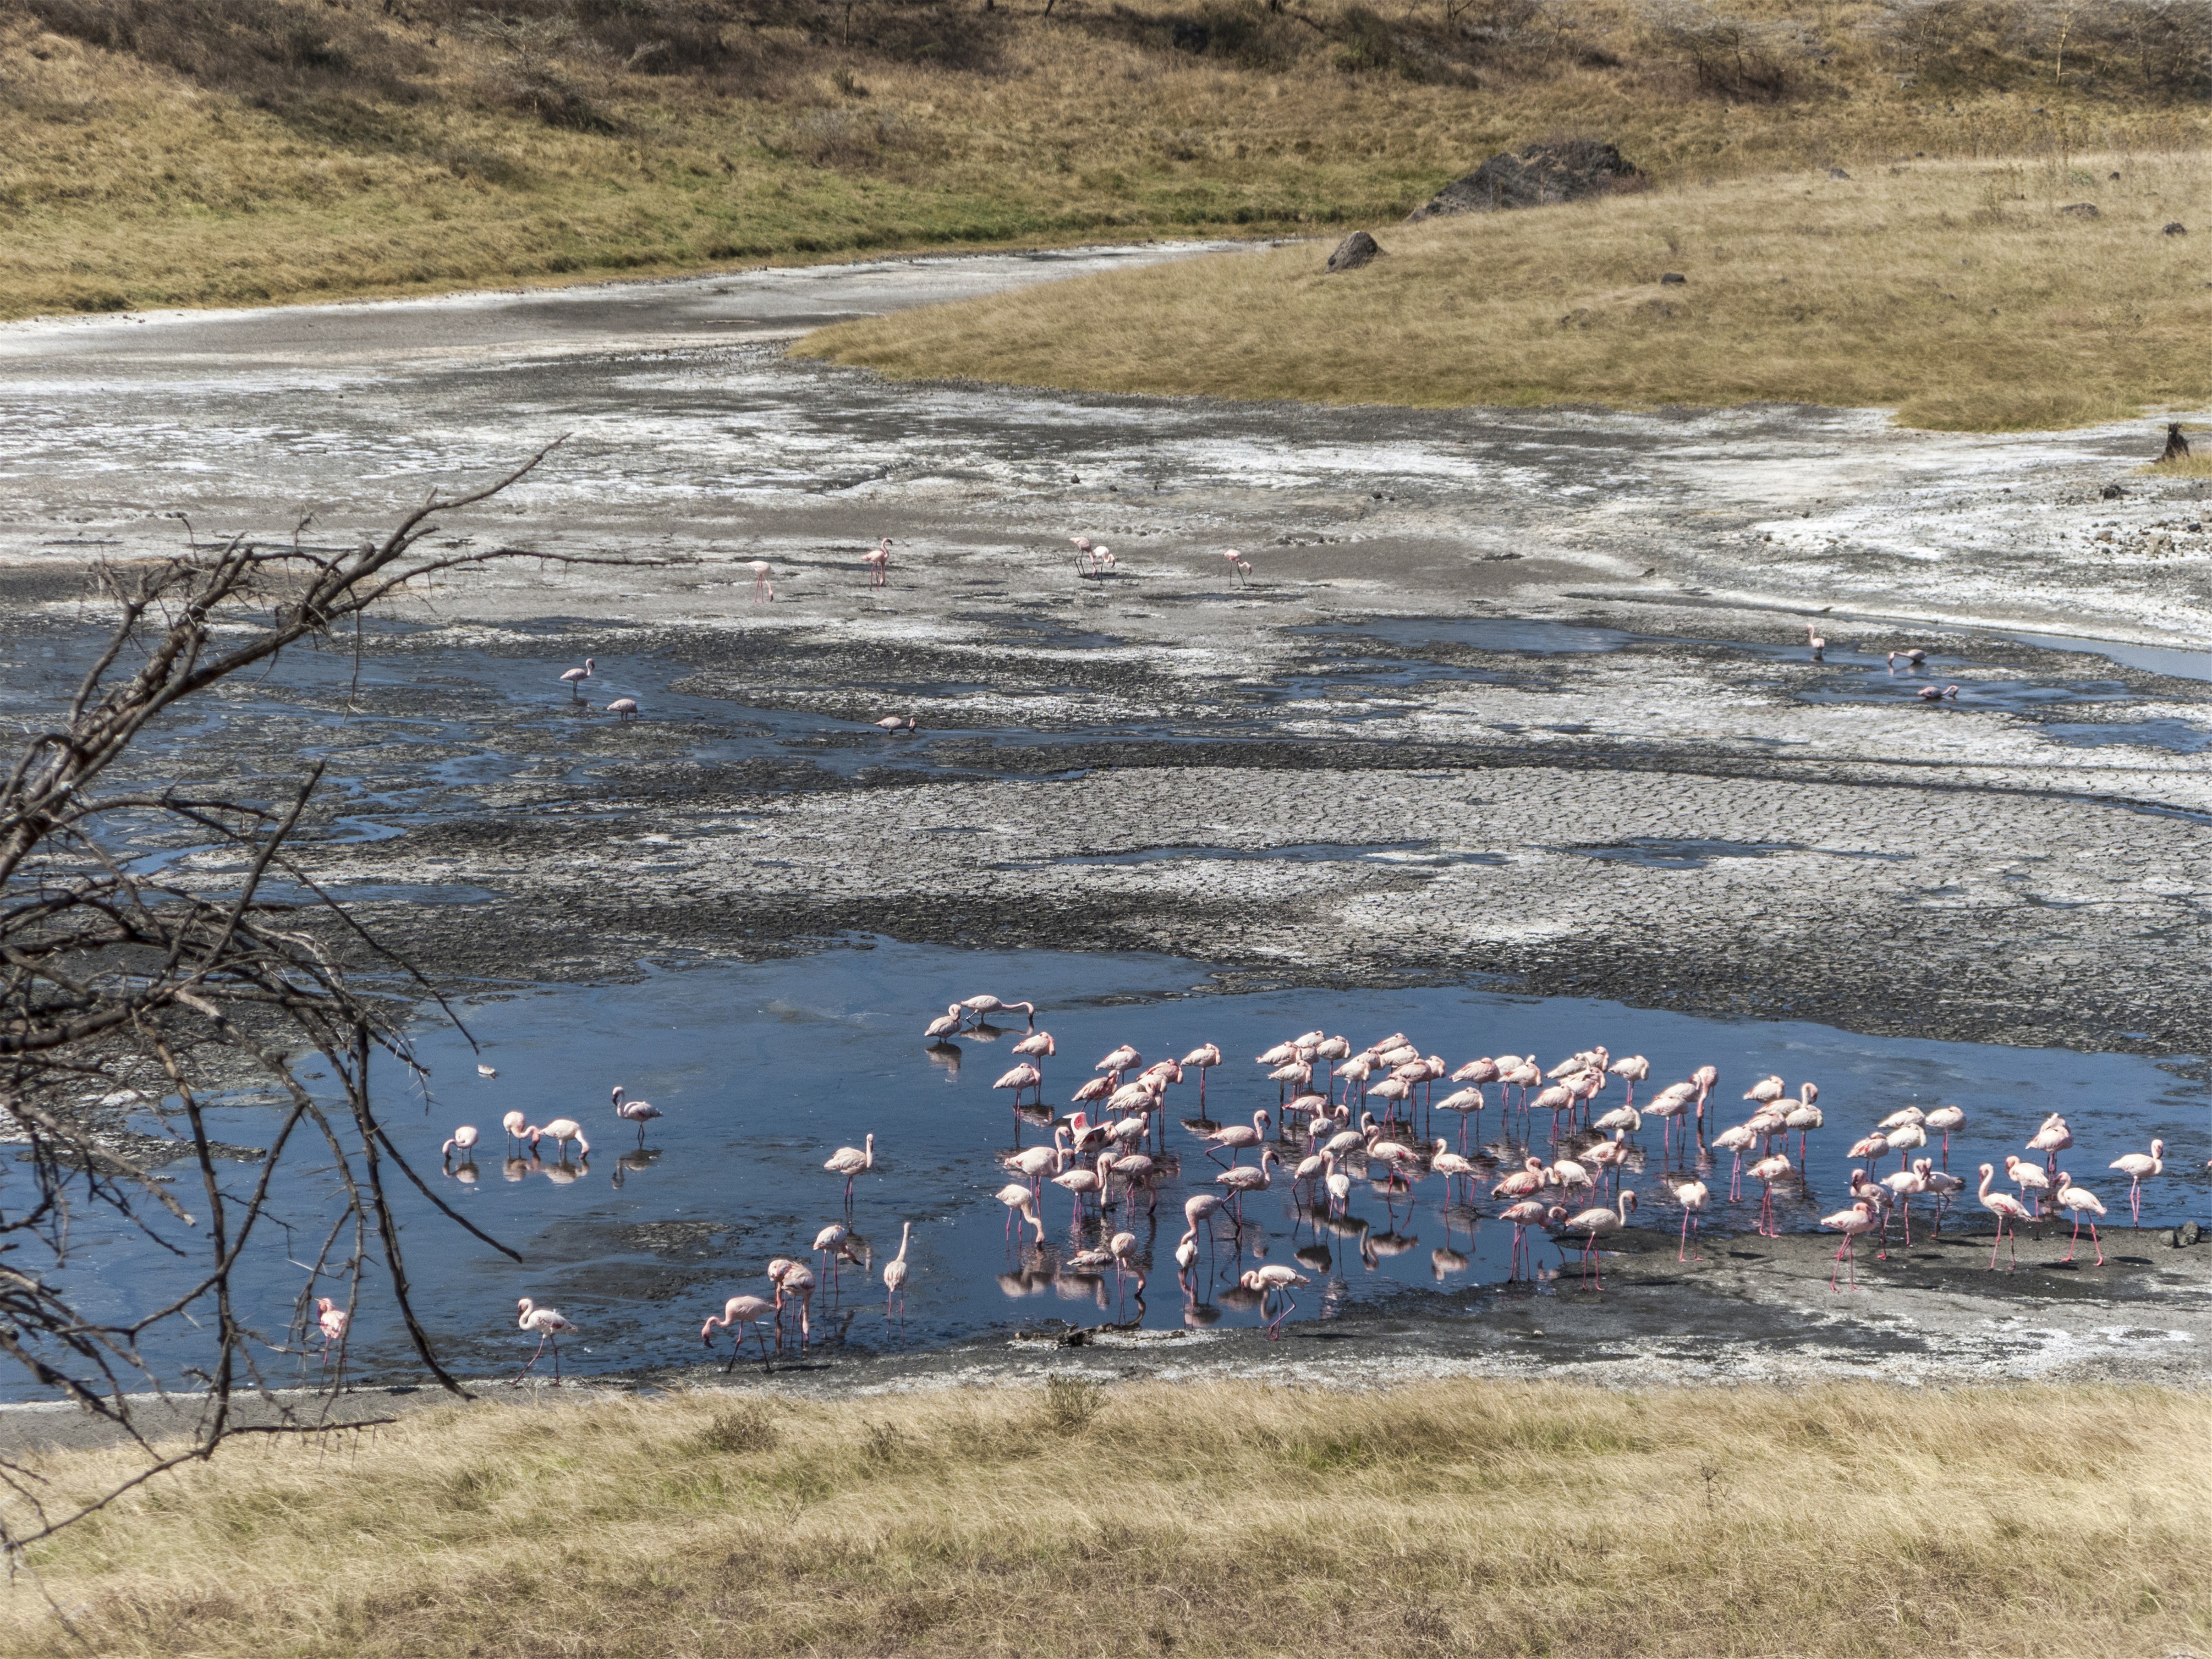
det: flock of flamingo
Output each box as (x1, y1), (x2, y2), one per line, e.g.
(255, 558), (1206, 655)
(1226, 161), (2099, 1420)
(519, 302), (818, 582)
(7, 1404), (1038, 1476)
(398, 989), (2190, 1384)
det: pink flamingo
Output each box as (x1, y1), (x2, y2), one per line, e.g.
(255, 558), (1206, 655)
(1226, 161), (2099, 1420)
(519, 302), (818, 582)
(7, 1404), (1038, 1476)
(701, 1294), (776, 1370)
(747, 560), (775, 601)
(1559, 1189), (1636, 1289)
(1240, 1263), (1307, 1336)
(313, 1297), (349, 1367)
(1181, 1043), (1222, 1108)
(768, 1258), (815, 1346)
(1499, 1200), (1559, 1280)
(1712, 1124), (1758, 1200)
(2025, 1114), (2072, 1176)
(1201, 1109), (1271, 1165)
(1095, 1043), (1141, 1073)
(864, 537), (892, 588)
(1747, 1151), (1792, 1236)
(1052, 1152), (1114, 1220)
(1805, 621), (1826, 662)
(1882, 1160), (1929, 1244)
(1012, 1029), (1055, 1066)
(1671, 1176), (1709, 1261)
(824, 1134), (875, 1199)
(1690, 1064), (1718, 1132)
(924, 1003), (964, 1039)
(1976, 1162), (2035, 1270)
(1923, 1104), (1965, 1165)
(1428, 1139), (1480, 1198)
(610, 1086), (662, 1143)
(2108, 1139), (2164, 1223)
(1820, 1200), (1878, 1291)
(1608, 1054), (1649, 1106)
(1923, 1163), (1965, 1229)
(1214, 1147), (1281, 1220)
(1491, 1156), (1549, 1201)
(813, 1222), (854, 1289)
(440, 1124), (479, 1165)
(2053, 1172), (2107, 1265)
(501, 1109), (529, 1154)
(1434, 1086), (1485, 1150)
(1917, 682), (1960, 701)
(527, 1118), (590, 1163)
(514, 1298), (576, 1384)
(874, 714), (920, 733)
(559, 658), (595, 698)
(606, 698), (639, 722)
(1221, 549), (1251, 584)
(995, 1182), (1046, 1242)
(884, 1222), (913, 1320)
(993, 1061), (1043, 1105)
(962, 995), (1037, 1027)
(2004, 1154), (2050, 1220)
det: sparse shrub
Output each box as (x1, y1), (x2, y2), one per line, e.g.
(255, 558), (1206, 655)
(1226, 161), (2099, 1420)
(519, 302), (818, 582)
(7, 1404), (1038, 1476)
(697, 1402), (779, 1454)
(1040, 1373), (1103, 1432)
(862, 1419), (901, 1463)
(1641, 0), (1808, 99)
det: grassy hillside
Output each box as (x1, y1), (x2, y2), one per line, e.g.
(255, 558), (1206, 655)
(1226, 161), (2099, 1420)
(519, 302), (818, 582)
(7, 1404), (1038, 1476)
(796, 149), (2212, 428)
(1, 1378), (2206, 1656)
(1, 0), (2208, 320)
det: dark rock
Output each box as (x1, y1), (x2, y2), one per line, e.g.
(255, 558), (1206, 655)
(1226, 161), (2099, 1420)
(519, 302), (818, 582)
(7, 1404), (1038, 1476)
(2060, 202), (2100, 218)
(2101, 482), (2128, 499)
(1325, 230), (1383, 273)
(1659, 272), (1687, 286)
(1405, 139), (1642, 223)
(1827, 166), (1850, 180)
(2165, 221), (2188, 236)
(2166, 423), (2194, 463)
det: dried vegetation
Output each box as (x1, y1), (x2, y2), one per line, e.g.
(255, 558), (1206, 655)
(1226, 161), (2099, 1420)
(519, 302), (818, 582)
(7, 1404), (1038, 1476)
(0, 0), (2207, 319)
(0, 1379), (2205, 1656)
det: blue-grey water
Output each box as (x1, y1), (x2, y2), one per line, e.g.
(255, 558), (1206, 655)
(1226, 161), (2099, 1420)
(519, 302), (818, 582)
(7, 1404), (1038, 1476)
(41, 940), (2208, 1397)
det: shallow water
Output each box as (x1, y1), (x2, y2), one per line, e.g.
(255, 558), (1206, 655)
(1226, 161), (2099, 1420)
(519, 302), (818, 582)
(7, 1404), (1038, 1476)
(43, 940), (2208, 1397)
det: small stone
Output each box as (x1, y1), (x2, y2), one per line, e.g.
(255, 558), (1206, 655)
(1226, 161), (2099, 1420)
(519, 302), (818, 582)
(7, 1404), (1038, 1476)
(1827, 166), (1850, 180)
(1325, 231), (1383, 273)
(2164, 221), (2188, 236)
(1660, 272), (1687, 286)
(2184, 1220), (2202, 1246)
(2060, 202), (2100, 218)
(2102, 483), (2128, 500)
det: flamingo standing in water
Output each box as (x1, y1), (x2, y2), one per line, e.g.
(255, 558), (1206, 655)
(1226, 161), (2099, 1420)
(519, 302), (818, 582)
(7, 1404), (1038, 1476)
(768, 1258), (815, 1347)
(313, 1297), (349, 1367)
(825, 1134), (875, 1199)
(994, 1182), (1046, 1242)
(1240, 1264), (1307, 1336)
(514, 1298), (576, 1384)
(610, 1086), (662, 1143)
(874, 714), (920, 733)
(559, 658), (595, 698)
(1977, 1162), (2035, 1271)
(501, 1110), (530, 1154)
(1181, 1044), (1222, 1108)
(2004, 1154), (2051, 1220)
(1820, 1199), (1879, 1291)
(606, 698), (639, 722)
(1215, 1147), (1280, 1220)
(747, 560), (775, 601)
(924, 1004), (964, 1039)
(813, 1222), (855, 1289)
(528, 1118), (591, 1163)
(1690, 1064), (1718, 1132)
(441, 1125), (479, 1165)
(884, 1222), (913, 1320)
(701, 1294), (776, 1370)
(1917, 682), (1960, 702)
(1608, 1054), (1649, 1106)
(2053, 1172), (2108, 1265)
(1499, 1200), (1560, 1280)
(1712, 1124), (1759, 1200)
(1923, 1104), (1965, 1165)
(1671, 1176), (1709, 1261)
(993, 1062), (1044, 1107)
(1747, 1151), (1792, 1236)
(1052, 1152), (1114, 1221)
(2026, 1114), (2073, 1176)
(1805, 621), (1826, 662)
(1559, 1189), (1636, 1290)
(2108, 1139), (2164, 1223)
(962, 994), (1037, 1028)
(1200, 1109), (1271, 1165)
(864, 537), (892, 588)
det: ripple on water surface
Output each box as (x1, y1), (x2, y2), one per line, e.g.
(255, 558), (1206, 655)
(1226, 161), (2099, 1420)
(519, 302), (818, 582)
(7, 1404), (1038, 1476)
(49, 941), (2209, 1396)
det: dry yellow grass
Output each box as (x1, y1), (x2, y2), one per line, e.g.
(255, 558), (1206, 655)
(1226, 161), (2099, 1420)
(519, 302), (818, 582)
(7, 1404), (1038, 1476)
(3, 0), (2209, 323)
(1, 1378), (2206, 1656)
(797, 148), (2212, 430)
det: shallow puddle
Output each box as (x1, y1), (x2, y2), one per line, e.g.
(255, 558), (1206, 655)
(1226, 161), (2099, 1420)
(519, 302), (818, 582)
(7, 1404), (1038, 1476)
(46, 940), (2209, 1396)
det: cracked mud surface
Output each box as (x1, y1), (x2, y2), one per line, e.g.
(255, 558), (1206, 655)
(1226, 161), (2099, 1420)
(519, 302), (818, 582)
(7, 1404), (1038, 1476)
(4, 247), (2211, 1406)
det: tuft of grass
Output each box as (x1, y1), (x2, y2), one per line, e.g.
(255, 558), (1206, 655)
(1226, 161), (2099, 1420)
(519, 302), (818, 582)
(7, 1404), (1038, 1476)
(695, 1400), (779, 1454)
(798, 151), (2212, 430)
(0, 1379), (2205, 1656)
(1039, 1371), (1105, 1433)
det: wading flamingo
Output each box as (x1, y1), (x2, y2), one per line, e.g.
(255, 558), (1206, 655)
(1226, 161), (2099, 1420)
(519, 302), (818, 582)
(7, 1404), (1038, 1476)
(313, 1297), (349, 1367)
(769, 1258), (815, 1346)
(1499, 1201), (1560, 1280)
(1201, 1110), (1272, 1165)
(962, 994), (1037, 1027)
(701, 1294), (775, 1370)
(514, 1298), (576, 1384)
(2026, 1114), (2073, 1176)
(1608, 1054), (1650, 1105)
(924, 1004), (964, 1039)
(610, 1086), (662, 1142)
(1747, 1151), (1792, 1236)
(994, 1182), (1046, 1242)
(1559, 1189), (1636, 1290)
(1240, 1263), (1308, 1336)
(874, 714), (919, 733)
(864, 538), (891, 588)
(441, 1125), (478, 1165)
(1671, 1176), (1709, 1261)
(1977, 1162), (2034, 1271)
(502, 1110), (529, 1154)
(884, 1222), (913, 1320)
(1181, 1044), (1222, 1107)
(559, 658), (594, 698)
(527, 1118), (590, 1163)
(2004, 1154), (2050, 1220)
(2053, 1172), (2107, 1265)
(1712, 1124), (1758, 1200)
(747, 560), (775, 601)
(606, 698), (639, 722)
(2108, 1139), (2164, 1223)
(1806, 621), (1826, 661)
(1820, 1199), (1879, 1291)
(825, 1133), (875, 1199)
(1222, 549), (1252, 584)
(1923, 1104), (1965, 1165)
(1215, 1147), (1281, 1220)
(1917, 682), (1960, 702)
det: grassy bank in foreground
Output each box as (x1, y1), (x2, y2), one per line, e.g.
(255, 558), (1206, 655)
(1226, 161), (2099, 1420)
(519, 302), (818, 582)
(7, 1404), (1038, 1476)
(797, 149), (2212, 431)
(2, 1379), (2206, 1656)
(3, 0), (2209, 322)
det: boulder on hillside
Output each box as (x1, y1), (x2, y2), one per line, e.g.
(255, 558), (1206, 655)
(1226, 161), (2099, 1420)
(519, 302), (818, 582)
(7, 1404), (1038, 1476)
(1326, 230), (1383, 272)
(1405, 139), (1642, 223)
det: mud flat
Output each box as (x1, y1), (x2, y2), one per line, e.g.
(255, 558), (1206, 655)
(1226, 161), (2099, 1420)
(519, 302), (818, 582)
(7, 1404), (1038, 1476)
(2, 249), (2209, 1396)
